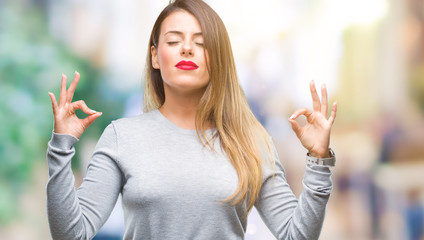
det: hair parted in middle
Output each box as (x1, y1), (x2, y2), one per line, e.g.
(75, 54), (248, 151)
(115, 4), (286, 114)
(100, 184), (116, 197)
(144, 0), (276, 218)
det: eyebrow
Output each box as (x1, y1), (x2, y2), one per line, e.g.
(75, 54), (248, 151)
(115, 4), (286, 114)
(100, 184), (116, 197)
(164, 31), (203, 37)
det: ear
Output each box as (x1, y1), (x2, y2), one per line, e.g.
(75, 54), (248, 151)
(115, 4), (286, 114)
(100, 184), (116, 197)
(151, 45), (160, 69)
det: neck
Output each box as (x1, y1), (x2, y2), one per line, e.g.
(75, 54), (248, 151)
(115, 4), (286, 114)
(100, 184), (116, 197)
(159, 87), (205, 130)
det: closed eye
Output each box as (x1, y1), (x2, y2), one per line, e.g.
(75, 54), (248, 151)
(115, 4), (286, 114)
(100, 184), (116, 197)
(167, 41), (179, 45)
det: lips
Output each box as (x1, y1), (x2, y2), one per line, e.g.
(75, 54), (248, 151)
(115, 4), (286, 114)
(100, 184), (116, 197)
(175, 60), (199, 70)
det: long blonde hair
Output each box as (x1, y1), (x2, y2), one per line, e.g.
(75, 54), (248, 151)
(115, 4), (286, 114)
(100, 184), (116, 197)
(144, 0), (275, 217)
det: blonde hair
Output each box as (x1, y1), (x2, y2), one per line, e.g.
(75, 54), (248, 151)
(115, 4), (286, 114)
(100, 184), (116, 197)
(144, 0), (275, 218)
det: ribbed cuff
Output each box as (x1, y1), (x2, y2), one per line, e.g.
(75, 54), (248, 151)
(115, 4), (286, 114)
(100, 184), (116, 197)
(303, 164), (333, 194)
(49, 132), (79, 150)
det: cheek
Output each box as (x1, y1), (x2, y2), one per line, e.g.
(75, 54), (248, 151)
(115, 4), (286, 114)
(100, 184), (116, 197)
(158, 47), (174, 68)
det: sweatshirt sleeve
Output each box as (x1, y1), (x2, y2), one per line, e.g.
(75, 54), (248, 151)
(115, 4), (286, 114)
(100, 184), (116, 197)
(254, 148), (333, 240)
(46, 123), (123, 240)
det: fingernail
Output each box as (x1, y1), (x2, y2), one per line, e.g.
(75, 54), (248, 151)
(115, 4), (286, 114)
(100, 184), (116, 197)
(75, 70), (79, 75)
(62, 73), (66, 78)
(322, 84), (326, 88)
(90, 110), (97, 114)
(289, 114), (295, 120)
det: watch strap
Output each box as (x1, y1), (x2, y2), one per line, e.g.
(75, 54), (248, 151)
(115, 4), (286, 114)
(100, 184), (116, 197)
(306, 148), (336, 167)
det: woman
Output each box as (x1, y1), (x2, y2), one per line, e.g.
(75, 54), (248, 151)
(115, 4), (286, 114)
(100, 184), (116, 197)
(46, 0), (337, 239)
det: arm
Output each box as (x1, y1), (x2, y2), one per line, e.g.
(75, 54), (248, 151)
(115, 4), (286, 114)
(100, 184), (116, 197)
(255, 81), (337, 239)
(255, 153), (332, 240)
(46, 72), (121, 239)
(46, 124), (122, 239)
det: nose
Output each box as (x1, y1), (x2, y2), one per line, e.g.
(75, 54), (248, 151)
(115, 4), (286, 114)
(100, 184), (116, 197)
(180, 41), (193, 57)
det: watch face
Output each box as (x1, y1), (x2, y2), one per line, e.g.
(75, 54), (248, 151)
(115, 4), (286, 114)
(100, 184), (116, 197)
(323, 158), (336, 167)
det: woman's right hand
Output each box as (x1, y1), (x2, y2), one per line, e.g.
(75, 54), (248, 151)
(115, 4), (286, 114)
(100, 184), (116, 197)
(48, 71), (102, 139)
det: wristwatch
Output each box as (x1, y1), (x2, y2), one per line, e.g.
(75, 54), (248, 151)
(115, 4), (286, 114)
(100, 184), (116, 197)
(306, 148), (336, 167)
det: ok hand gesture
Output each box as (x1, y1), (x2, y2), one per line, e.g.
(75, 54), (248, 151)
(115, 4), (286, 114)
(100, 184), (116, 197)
(48, 71), (102, 139)
(289, 81), (337, 158)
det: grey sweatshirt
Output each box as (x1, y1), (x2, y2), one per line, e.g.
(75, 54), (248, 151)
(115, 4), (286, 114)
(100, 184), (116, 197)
(46, 109), (333, 240)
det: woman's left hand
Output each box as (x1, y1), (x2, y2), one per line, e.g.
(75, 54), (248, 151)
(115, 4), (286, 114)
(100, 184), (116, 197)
(289, 80), (337, 158)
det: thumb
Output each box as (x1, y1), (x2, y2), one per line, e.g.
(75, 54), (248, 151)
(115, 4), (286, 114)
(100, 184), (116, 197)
(72, 100), (97, 115)
(82, 112), (102, 129)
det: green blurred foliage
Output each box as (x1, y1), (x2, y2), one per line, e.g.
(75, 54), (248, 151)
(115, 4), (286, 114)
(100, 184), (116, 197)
(0, 2), (125, 224)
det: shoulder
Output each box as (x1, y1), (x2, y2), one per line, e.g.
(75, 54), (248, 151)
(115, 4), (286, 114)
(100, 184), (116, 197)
(111, 110), (158, 129)
(106, 110), (163, 140)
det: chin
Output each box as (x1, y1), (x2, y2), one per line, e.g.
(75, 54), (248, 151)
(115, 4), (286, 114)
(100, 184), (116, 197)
(164, 77), (209, 91)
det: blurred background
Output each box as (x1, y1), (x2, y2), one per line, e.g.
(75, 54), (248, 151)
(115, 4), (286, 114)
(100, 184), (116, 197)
(1, 0), (423, 239)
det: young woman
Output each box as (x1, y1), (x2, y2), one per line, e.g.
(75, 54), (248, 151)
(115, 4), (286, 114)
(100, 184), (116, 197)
(46, 0), (337, 239)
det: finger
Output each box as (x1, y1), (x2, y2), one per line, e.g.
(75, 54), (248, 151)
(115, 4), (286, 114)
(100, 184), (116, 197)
(288, 118), (302, 138)
(59, 73), (67, 106)
(82, 112), (103, 129)
(48, 92), (58, 114)
(67, 71), (80, 103)
(321, 84), (328, 117)
(310, 80), (321, 112)
(328, 102), (337, 125)
(289, 107), (313, 120)
(72, 100), (97, 115)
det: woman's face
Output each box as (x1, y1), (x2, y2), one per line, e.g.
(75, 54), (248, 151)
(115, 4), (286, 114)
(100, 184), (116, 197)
(151, 10), (210, 96)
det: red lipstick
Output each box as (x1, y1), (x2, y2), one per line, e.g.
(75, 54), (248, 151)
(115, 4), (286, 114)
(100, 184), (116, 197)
(175, 60), (198, 70)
